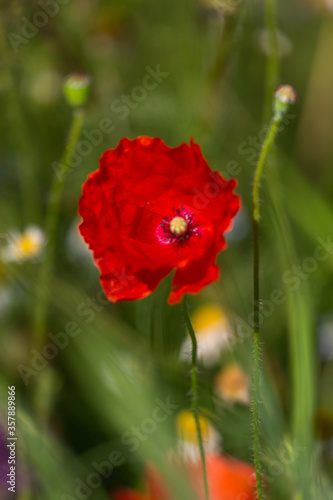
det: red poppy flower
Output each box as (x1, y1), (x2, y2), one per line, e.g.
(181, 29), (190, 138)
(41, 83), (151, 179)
(112, 453), (258, 500)
(79, 137), (240, 304)
(189, 453), (257, 500)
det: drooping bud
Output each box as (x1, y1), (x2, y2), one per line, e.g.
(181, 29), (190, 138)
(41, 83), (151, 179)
(273, 84), (297, 120)
(63, 72), (92, 108)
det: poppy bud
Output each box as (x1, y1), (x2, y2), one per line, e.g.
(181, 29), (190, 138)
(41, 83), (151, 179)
(273, 84), (297, 120)
(63, 72), (92, 108)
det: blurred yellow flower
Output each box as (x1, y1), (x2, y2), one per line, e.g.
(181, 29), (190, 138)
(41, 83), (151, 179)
(176, 409), (221, 462)
(214, 363), (250, 405)
(179, 304), (234, 366)
(1, 226), (46, 263)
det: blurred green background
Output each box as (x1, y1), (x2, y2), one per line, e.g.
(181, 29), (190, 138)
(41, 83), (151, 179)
(1, 0), (333, 498)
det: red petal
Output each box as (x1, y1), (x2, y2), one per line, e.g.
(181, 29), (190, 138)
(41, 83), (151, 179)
(168, 233), (222, 304)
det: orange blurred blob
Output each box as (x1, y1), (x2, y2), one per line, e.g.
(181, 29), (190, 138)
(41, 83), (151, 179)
(113, 453), (258, 500)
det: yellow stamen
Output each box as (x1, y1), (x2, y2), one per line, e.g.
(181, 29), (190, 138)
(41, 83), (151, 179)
(170, 216), (187, 236)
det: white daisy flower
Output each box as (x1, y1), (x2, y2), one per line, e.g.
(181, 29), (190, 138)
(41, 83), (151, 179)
(176, 409), (221, 463)
(1, 226), (46, 263)
(179, 304), (234, 366)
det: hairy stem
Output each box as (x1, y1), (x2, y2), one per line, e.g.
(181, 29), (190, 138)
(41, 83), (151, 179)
(252, 116), (280, 500)
(32, 108), (85, 349)
(182, 297), (209, 500)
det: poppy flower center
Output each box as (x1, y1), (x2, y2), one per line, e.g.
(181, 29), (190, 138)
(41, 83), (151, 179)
(155, 207), (202, 248)
(170, 216), (188, 236)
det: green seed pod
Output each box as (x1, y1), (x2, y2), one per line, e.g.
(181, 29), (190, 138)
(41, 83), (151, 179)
(63, 72), (92, 108)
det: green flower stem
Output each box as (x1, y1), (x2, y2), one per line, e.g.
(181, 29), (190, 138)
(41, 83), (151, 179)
(32, 108), (85, 349)
(253, 118), (280, 222)
(252, 115), (281, 500)
(182, 297), (209, 500)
